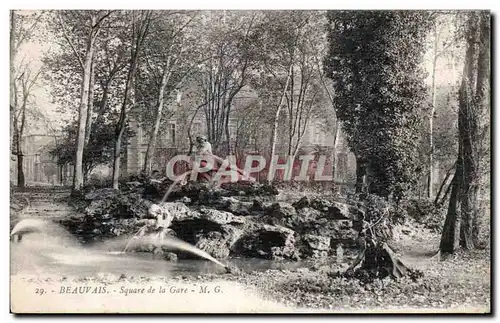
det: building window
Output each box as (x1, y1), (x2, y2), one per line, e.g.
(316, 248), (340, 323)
(314, 127), (321, 145)
(35, 154), (40, 163)
(169, 123), (176, 145)
(160, 130), (168, 145)
(312, 121), (324, 145)
(229, 124), (237, 139)
(139, 152), (146, 170)
(140, 126), (149, 145)
(192, 122), (202, 136)
(176, 90), (182, 104)
(249, 134), (257, 147)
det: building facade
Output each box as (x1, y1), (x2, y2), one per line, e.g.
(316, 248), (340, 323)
(10, 134), (72, 186)
(123, 86), (357, 183)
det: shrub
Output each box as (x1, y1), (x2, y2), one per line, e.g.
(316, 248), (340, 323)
(405, 199), (446, 232)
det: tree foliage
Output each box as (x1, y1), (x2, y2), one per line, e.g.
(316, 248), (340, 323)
(324, 11), (433, 200)
(49, 115), (134, 178)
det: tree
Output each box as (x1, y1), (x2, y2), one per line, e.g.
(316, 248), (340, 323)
(283, 12), (326, 162)
(426, 14), (458, 199)
(194, 11), (260, 155)
(10, 10), (43, 187)
(316, 55), (342, 182)
(324, 11), (433, 200)
(253, 11), (311, 166)
(440, 11), (490, 254)
(12, 63), (42, 188)
(52, 10), (114, 193)
(50, 116), (134, 181)
(10, 11), (16, 154)
(45, 10), (132, 189)
(112, 10), (152, 190)
(139, 11), (200, 174)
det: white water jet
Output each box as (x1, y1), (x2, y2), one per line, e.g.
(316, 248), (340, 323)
(10, 219), (77, 247)
(162, 171), (191, 203)
(11, 218), (54, 237)
(108, 226), (228, 270)
(122, 224), (149, 253)
(12, 209), (231, 273)
(147, 234), (227, 268)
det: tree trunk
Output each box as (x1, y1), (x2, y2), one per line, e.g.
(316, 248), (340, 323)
(434, 173), (453, 207)
(440, 12), (489, 254)
(112, 11), (151, 190)
(459, 13), (483, 250)
(471, 12), (490, 247)
(16, 99), (27, 188)
(84, 59), (95, 147)
(225, 107), (231, 155)
(427, 23), (439, 199)
(439, 159), (462, 254)
(10, 11), (16, 156)
(14, 116), (25, 188)
(113, 73), (134, 190)
(17, 153), (24, 188)
(72, 16), (97, 194)
(113, 118), (127, 190)
(144, 62), (172, 175)
(345, 238), (410, 280)
(434, 165), (454, 206)
(460, 12), (490, 249)
(59, 165), (63, 185)
(269, 65), (293, 170)
(332, 119), (341, 181)
(437, 177), (453, 207)
(355, 155), (367, 194)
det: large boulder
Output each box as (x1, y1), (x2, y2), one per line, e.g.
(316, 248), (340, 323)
(126, 193), (154, 218)
(309, 198), (334, 212)
(220, 181), (279, 196)
(292, 196), (311, 209)
(291, 207), (322, 232)
(167, 207), (245, 259)
(292, 196), (364, 221)
(198, 208), (246, 225)
(154, 202), (192, 221)
(83, 189), (152, 219)
(303, 234), (331, 251)
(198, 187), (232, 202)
(232, 224), (299, 260)
(252, 199), (265, 212)
(325, 202), (364, 221)
(195, 231), (231, 259)
(304, 219), (357, 243)
(216, 197), (253, 216)
(263, 202), (299, 229)
(163, 182), (210, 201)
(300, 234), (331, 258)
(266, 202), (297, 219)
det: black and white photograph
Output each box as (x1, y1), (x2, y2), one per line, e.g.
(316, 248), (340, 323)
(9, 8), (491, 314)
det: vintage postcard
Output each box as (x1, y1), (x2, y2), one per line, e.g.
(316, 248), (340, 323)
(9, 9), (491, 314)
